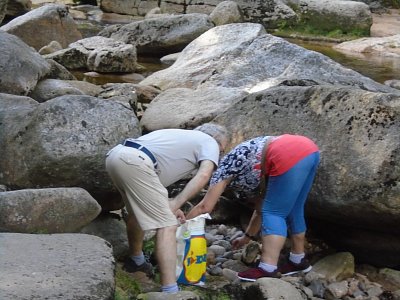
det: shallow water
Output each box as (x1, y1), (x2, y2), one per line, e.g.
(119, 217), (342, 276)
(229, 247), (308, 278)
(287, 38), (400, 84)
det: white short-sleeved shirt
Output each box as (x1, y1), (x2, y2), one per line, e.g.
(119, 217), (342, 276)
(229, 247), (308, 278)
(132, 129), (220, 187)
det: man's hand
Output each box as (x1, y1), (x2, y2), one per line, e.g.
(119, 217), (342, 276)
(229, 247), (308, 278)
(175, 209), (186, 224)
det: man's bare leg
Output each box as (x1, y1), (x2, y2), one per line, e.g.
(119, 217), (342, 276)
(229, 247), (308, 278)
(156, 225), (179, 290)
(126, 212), (144, 256)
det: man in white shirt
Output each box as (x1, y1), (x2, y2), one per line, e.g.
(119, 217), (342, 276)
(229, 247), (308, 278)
(106, 123), (228, 293)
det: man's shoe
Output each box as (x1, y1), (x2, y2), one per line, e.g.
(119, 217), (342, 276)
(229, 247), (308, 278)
(279, 258), (312, 276)
(238, 267), (280, 282)
(122, 258), (154, 278)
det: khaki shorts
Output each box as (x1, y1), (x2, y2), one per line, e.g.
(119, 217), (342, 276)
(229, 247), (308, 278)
(106, 144), (178, 231)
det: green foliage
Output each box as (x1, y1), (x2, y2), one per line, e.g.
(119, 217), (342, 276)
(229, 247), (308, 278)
(114, 265), (142, 300)
(33, 229), (49, 234)
(181, 285), (231, 300)
(273, 22), (369, 40)
(143, 236), (156, 258)
(383, 0), (400, 8)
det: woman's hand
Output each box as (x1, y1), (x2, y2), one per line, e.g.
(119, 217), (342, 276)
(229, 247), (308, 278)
(175, 209), (186, 224)
(231, 236), (250, 250)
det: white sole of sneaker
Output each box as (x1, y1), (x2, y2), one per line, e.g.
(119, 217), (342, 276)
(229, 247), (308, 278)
(282, 265), (312, 276)
(238, 276), (257, 282)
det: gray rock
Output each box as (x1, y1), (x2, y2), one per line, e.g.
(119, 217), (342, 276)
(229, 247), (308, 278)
(46, 36), (139, 73)
(305, 252), (355, 283)
(0, 0), (7, 24)
(39, 40), (63, 55)
(5, 0), (31, 19)
(0, 187), (101, 233)
(1, 4), (82, 50)
(45, 59), (77, 81)
(97, 82), (138, 112)
(137, 291), (200, 300)
(213, 84), (400, 266)
(140, 87), (248, 131)
(0, 95), (140, 210)
(334, 34), (400, 58)
(0, 31), (51, 95)
(0, 93), (38, 110)
(209, 1), (244, 26)
(0, 232), (115, 299)
(141, 23), (395, 94)
(100, 0), (158, 16)
(29, 79), (84, 102)
(80, 212), (129, 260)
(249, 277), (304, 300)
(99, 13), (214, 56)
(298, 0), (372, 34)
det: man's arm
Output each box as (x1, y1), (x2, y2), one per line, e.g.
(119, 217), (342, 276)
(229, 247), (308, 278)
(186, 179), (230, 219)
(169, 160), (215, 212)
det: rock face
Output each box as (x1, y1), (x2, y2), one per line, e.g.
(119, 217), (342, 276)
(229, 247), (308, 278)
(212, 84), (400, 267)
(45, 36), (139, 73)
(99, 13), (214, 56)
(0, 233), (115, 300)
(0, 188), (101, 233)
(297, 0), (372, 34)
(0, 31), (51, 95)
(140, 87), (248, 131)
(0, 95), (140, 205)
(0, 0), (7, 24)
(140, 23), (395, 94)
(334, 34), (400, 58)
(0, 4), (82, 50)
(100, 0), (158, 16)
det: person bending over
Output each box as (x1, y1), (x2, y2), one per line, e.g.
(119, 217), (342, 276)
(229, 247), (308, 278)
(106, 123), (228, 293)
(187, 134), (320, 281)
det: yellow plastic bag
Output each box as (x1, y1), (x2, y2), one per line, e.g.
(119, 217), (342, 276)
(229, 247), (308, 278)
(176, 213), (211, 285)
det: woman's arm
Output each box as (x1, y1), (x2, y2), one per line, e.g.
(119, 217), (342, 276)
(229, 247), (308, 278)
(232, 196), (263, 249)
(169, 160), (216, 212)
(186, 179), (231, 219)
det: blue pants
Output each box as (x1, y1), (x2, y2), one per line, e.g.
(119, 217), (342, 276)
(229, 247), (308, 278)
(261, 152), (320, 237)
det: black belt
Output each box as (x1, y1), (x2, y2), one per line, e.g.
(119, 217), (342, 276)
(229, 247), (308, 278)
(122, 140), (158, 168)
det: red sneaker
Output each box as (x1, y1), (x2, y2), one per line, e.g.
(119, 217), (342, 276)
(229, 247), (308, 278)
(279, 258), (312, 276)
(238, 267), (280, 282)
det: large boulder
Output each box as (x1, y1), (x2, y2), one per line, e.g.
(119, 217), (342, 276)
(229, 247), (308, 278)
(140, 87), (248, 131)
(209, 1), (245, 26)
(0, 93), (38, 110)
(0, 188), (101, 233)
(99, 13), (214, 56)
(333, 34), (400, 58)
(45, 36), (139, 73)
(296, 0), (372, 34)
(0, 3), (82, 50)
(212, 84), (400, 267)
(0, 233), (115, 299)
(0, 94), (140, 209)
(0, 31), (51, 95)
(100, 0), (158, 16)
(140, 23), (396, 94)
(161, 0), (297, 28)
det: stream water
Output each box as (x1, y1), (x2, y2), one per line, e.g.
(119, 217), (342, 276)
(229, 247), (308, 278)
(288, 38), (400, 84)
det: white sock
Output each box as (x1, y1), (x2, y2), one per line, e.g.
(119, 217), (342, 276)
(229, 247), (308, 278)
(130, 252), (145, 265)
(258, 261), (277, 273)
(162, 283), (179, 293)
(289, 252), (305, 264)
